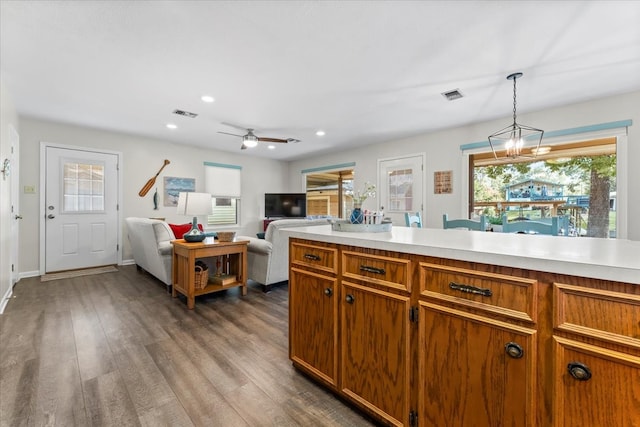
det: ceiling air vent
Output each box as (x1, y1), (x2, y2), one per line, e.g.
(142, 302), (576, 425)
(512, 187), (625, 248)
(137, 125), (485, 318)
(173, 109), (198, 118)
(442, 89), (464, 101)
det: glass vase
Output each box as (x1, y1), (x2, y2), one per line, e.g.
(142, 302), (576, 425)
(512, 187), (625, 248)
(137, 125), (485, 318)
(350, 203), (364, 224)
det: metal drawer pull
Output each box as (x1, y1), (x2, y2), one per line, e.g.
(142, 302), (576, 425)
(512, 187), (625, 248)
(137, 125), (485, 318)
(324, 288), (333, 297)
(360, 265), (386, 275)
(568, 362), (592, 381)
(449, 282), (492, 297)
(505, 342), (524, 359)
(304, 254), (321, 261)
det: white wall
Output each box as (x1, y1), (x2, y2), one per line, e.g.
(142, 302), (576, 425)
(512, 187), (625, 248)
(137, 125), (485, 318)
(18, 117), (291, 275)
(14, 90), (640, 277)
(0, 77), (20, 309)
(288, 91), (640, 240)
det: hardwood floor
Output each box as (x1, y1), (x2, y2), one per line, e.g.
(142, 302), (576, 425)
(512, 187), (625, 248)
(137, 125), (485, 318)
(0, 265), (375, 427)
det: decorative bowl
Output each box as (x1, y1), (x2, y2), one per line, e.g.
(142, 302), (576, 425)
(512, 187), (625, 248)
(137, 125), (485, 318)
(216, 231), (236, 242)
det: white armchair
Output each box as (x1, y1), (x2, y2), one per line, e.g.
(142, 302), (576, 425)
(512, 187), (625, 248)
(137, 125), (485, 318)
(125, 217), (175, 290)
(238, 218), (330, 291)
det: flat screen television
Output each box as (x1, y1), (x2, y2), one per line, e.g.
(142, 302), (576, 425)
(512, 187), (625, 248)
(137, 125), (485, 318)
(265, 193), (307, 218)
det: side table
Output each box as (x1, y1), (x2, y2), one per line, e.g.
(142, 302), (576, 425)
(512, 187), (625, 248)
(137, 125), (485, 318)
(171, 238), (249, 309)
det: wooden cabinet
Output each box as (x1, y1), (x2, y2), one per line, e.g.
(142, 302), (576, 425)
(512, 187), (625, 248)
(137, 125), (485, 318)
(289, 237), (640, 426)
(340, 250), (412, 426)
(418, 262), (538, 427)
(289, 241), (339, 387)
(419, 303), (536, 426)
(552, 282), (640, 427)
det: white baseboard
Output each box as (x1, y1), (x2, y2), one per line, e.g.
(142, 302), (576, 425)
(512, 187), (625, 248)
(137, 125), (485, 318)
(20, 270), (40, 279)
(0, 285), (13, 314)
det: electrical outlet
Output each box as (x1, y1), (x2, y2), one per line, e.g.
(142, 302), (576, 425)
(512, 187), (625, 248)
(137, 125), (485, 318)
(24, 185), (36, 194)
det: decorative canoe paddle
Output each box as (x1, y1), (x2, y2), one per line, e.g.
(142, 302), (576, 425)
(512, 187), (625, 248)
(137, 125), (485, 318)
(138, 159), (170, 197)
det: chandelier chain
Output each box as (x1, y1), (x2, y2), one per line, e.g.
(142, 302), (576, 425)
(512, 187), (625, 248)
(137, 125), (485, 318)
(512, 75), (518, 124)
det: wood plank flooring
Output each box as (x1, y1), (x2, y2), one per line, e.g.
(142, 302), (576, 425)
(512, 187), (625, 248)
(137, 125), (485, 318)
(0, 265), (375, 427)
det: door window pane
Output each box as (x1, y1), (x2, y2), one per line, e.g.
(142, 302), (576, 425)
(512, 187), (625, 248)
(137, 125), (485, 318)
(63, 162), (105, 212)
(388, 168), (413, 211)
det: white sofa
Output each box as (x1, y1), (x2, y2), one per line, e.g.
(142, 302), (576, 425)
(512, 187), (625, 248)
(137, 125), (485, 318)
(125, 217), (175, 290)
(238, 218), (330, 291)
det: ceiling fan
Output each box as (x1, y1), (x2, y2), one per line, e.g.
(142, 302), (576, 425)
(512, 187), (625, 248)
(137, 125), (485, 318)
(218, 128), (300, 150)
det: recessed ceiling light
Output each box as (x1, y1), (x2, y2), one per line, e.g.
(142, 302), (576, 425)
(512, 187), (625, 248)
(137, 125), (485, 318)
(201, 95), (215, 103)
(166, 123), (177, 129)
(268, 145), (276, 150)
(316, 130), (325, 136)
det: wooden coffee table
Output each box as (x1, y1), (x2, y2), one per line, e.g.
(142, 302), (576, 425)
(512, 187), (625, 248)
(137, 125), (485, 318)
(171, 238), (249, 309)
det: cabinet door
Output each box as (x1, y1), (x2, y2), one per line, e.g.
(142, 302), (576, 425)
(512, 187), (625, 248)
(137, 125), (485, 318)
(553, 336), (640, 427)
(341, 282), (411, 426)
(419, 302), (536, 427)
(289, 268), (338, 387)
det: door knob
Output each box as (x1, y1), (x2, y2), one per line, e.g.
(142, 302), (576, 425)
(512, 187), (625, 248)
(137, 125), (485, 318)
(47, 214), (55, 219)
(14, 214), (22, 220)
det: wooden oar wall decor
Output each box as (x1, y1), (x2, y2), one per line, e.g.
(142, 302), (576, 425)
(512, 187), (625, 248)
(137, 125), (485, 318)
(139, 159), (170, 197)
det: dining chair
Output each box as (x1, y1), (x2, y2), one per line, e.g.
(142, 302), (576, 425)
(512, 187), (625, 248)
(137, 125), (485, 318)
(501, 214), (569, 235)
(442, 214), (487, 231)
(404, 212), (423, 228)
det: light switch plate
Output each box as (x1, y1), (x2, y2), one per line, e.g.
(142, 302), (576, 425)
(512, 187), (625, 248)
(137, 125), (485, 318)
(24, 185), (36, 194)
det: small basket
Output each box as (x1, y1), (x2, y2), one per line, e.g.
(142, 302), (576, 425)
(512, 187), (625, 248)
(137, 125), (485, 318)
(194, 265), (209, 290)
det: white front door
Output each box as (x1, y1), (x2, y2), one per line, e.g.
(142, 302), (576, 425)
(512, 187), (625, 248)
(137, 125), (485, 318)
(44, 146), (119, 272)
(378, 154), (425, 226)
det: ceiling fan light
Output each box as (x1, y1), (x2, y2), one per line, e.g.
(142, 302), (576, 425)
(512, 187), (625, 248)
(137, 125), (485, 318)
(243, 134), (258, 148)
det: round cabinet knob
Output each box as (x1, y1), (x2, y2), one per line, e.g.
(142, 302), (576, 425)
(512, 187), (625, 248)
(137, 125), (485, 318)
(324, 288), (333, 297)
(345, 294), (355, 304)
(47, 214), (55, 219)
(567, 362), (592, 381)
(505, 342), (524, 359)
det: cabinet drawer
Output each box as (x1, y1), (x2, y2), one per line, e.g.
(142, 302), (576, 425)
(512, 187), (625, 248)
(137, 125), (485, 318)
(342, 251), (411, 292)
(419, 263), (537, 323)
(291, 242), (338, 274)
(554, 282), (640, 349)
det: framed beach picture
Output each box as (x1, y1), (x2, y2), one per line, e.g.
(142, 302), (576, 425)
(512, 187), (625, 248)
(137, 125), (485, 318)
(164, 176), (195, 206)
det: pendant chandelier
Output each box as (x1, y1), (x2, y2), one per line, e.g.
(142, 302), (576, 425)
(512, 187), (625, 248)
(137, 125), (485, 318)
(488, 72), (544, 160)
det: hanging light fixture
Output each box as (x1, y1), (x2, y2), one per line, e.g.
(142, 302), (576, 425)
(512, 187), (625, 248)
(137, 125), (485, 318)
(488, 72), (544, 160)
(243, 129), (259, 148)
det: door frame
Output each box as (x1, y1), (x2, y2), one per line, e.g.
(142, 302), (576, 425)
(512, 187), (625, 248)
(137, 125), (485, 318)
(39, 142), (123, 274)
(9, 125), (20, 287)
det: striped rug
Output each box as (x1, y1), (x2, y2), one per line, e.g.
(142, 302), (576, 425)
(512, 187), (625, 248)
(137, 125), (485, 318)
(41, 265), (118, 282)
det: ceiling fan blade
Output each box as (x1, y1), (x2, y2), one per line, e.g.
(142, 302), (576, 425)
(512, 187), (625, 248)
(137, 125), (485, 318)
(257, 137), (289, 143)
(221, 122), (248, 131)
(218, 131), (244, 137)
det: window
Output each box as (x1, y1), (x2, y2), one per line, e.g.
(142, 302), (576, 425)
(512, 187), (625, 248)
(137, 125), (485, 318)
(305, 169), (354, 218)
(62, 161), (104, 212)
(471, 138), (617, 238)
(204, 162), (241, 226)
(208, 198), (238, 225)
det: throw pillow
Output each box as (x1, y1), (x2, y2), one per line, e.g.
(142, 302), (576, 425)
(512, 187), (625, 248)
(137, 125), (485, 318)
(169, 223), (203, 239)
(256, 232), (265, 239)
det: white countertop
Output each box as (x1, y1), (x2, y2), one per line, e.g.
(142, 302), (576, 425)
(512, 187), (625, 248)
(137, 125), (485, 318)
(282, 224), (640, 285)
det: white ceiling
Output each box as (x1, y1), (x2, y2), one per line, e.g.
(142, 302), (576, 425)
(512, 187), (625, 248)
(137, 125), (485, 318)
(2, 1), (639, 161)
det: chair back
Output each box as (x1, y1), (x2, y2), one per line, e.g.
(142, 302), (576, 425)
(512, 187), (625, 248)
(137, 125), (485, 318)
(501, 214), (569, 235)
(404, 212), (423, 228)
(442, 214), (487, 231)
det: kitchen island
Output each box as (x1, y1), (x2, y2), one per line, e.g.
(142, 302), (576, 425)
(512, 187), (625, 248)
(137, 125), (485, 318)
(283, 224), (640, 427)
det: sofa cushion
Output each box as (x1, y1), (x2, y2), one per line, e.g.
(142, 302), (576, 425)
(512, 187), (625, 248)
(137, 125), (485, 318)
(169, 223), (203, 239)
